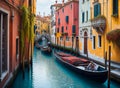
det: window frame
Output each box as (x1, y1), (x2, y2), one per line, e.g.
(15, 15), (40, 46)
(16, 37), (19, 60)
(0, 8), (9, 81)
(98, 35), (102, 48)
(92, 36), (96, 50)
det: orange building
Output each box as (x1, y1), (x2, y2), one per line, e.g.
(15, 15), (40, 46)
(0, 0), (36, 88)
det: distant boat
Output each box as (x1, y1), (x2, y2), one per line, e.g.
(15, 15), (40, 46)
(42, 37), (45, 41)
(54, 51), (108, 83)
(35, 43), (42, 49)
(41, 46), (52, 54)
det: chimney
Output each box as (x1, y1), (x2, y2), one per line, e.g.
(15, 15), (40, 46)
(62, 0), (64, 6)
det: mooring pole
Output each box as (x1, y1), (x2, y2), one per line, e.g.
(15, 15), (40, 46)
(108, 46), (111, 88)
(105, 51), (107, 70)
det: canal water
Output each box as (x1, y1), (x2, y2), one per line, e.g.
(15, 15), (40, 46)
(11, 41), (120, 88)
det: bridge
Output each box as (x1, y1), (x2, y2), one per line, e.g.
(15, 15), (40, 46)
(34, 33), (51, 43)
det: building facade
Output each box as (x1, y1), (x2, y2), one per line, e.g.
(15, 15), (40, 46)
(36, 15), (50, 35)
(0, 0), (21, 87)
(0, 0), (36, 88)
(50, 5), (56, 44)
(80, 0), (120, 63)
(55, 0), (79, 50)
(79, 0), (92, 56)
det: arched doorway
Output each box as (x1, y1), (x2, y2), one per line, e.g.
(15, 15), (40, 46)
(84, 31), (88, 54)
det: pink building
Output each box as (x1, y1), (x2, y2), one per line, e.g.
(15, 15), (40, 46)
(55, 0), (79, 49)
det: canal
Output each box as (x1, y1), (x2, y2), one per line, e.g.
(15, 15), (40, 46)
(11, 41), (120, 88)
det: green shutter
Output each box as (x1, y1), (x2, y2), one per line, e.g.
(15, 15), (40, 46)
(113, 0), (118, 14)
(94, 4), (97, 17)
(94, 3), (101, 17)
(82, 12), (84, 22)
(98, 3), (101, 16)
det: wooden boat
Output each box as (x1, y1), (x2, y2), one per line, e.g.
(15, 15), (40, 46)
(54, 51), (108, 83)
(41, 46), (52, 53)
(35, 43), (42, 49)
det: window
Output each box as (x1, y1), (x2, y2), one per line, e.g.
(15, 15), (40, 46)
(58, 18), (60, 25)
(16, 38), (19, 59)
(66, 26), (68, 30)
(65, 16), (69, 23)
(93, 36), (96, 49)
(66, 36), (69, 41)
(61, 26), (64, 33)
(94, 3), (101, 17)
(38, 22), (40, 25)
(82, 12), (85, 23)
(98, 35), (102, 47)
(29, 0), (32, 6)
(86, 11), (88, 21)
(57, 28), (59, 32)
(0, 11), (8, 80)
(60, 37), (63, 41)
(82, 0), (85, 3)
(72, 25), (76, 33)
(70, 4), (72, 9)
(113, 0), (118, 15)
(62, 8), (64, 13)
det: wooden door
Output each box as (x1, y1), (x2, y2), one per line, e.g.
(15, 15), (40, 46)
(84, 32), (88, 54)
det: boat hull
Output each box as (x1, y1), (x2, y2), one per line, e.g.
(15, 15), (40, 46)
(54, 52), (108, 83)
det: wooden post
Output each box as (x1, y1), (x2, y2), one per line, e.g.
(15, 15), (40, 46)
(71, 37), (74, 53)
(108, 46), (111, 88)
(105, 51), (107, 70)
(86, 50), (88, 60)
(64, 36), (65, 51)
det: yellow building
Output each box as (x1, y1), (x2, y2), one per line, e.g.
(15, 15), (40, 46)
(82, 0), (120, 63)
(32, 0), (36, 15)
(36, 15), (50, 34)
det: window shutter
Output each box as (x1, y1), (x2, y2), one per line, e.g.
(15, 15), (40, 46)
(94, 3), (101, 17)
(94, 4), (97, 17)
(66, 16), (69, 23)
(82, 12), (84, 23)
(98, 3), (101, 16)
(113, 0), (118, 14)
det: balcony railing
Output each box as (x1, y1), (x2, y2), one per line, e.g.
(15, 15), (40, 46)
(91, 15), (106, 34)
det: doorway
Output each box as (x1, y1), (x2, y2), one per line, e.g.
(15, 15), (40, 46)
(84, 31), (88, 54)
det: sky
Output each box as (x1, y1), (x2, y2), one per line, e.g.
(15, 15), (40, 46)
(36, 0), (67, 16)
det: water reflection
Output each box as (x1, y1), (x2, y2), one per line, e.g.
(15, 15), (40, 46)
(11, 45), (120, 88)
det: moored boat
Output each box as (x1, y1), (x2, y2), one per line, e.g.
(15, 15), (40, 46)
(35, 43), (42, 49)
(41, 46), (52, 54)
(54, 51), (108, 83)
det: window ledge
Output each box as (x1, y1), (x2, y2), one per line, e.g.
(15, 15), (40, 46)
(98, 46), (102, 48)
(112, 14), (118, 18)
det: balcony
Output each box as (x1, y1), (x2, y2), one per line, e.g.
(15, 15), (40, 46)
(91, 15), (106, 34)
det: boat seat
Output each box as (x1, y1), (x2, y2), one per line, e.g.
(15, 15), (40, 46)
(86, 62), (99, 71)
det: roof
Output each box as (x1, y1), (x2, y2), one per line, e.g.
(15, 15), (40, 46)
(36, 15), (50, 24)
(56, 0), (79, 12)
